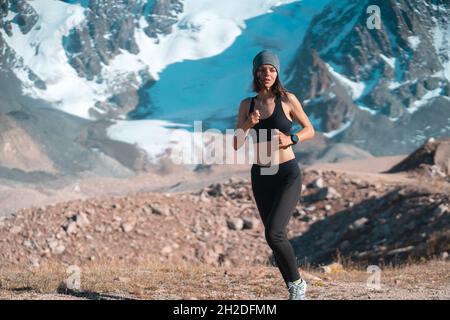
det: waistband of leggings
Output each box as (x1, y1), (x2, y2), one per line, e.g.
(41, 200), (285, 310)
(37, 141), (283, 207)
(251, 158), (297, 168)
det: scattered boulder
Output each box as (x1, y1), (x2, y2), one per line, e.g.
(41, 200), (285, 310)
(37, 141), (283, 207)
(309, 177), (325, 189)
(243, 217), (260, 230)
(65, 221), (78, 235)
(227, 218), (244, 230)
(75, 212), (90, 228)
(151, 204), (171, 216)
(348, 217), (369, 231)
(387, 138), (450, 179)
(161, 245), (172, 255)
(433, 204), (448, 219)
(121, 222), (135, 233)
(47, 239), (65, 255)
(307, 187), (341, 202)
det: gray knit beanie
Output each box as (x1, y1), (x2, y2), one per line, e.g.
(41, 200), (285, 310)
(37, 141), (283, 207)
(252, 50), (280, 75)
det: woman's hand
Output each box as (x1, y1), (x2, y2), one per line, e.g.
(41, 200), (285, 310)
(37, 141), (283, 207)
(247, 110), (260, 127)
(278, 131), (293, 149)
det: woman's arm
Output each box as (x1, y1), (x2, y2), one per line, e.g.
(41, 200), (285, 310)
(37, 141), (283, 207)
(233, 99), (258, 150)
(287, 92), (315, 143)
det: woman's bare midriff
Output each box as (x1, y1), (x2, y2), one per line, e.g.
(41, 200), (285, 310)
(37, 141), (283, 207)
(253, 141), (295, 166)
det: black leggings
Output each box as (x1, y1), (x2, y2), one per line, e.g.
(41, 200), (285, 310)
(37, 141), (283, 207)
(251, 158), (302, 286)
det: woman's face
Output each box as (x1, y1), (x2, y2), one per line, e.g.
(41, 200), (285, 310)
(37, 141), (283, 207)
(257, 64), (278, 89)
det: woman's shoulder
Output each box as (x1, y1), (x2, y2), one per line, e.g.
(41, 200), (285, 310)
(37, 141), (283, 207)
(281, 91), (301, 106)
(280, 91), (297, 101)
(241, 96), (256, 104)
(239, 96), (255, 111)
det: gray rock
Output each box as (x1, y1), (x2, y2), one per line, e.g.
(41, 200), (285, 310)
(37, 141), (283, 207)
(65, 221), (78, 235)
(76, 212), (90, 228)
(227, 218), (244, 230)
(243, 217), (260, 230)
(293, 208), (306, 217)
(326, 187), (341, 199)
(207, 183), (224, 197)
(161, 245), (172, 255)
(366, 190), (379, 198)
(121, 222), (134, 233)
(311, 177), (325, 189)
(48, 239), (65, 255)
(304, 205), (316, 212)
(351, 179), (369, 188)
(29, 256), (40, 268)
(387, 246), (415, 256)
(314, 187), (341, 201)
(84, 208), (96, 215)
(151, 204), (171, 216)
(142, 205), (152, 214)
(433, 204), (449, 218)
(23, 240), (33, 248)
(199, 190), (211, 203)
(349, 217), (369, 231)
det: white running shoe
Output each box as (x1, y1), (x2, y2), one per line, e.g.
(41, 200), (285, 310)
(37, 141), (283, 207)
(288, 279), (307, 300)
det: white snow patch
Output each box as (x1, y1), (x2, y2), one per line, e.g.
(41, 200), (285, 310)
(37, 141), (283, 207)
(389, 116), (401, 122)
(380, 54), (395, 69)
(323, 120), (352, 138)
(325, 63), (365, 100)
(407, 36), (420, 50)
(388, 81), (402, 90)
(107, 119), (193, 162)
(407, 87), (442, 113)
(356, 104), (377, 115)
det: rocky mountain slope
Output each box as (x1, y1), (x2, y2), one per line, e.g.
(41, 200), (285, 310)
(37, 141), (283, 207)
(0, 68), (150, 184)
(0, 0), (183, 118)
(286, 0), (450, 155)
(387, 137), (450, 181)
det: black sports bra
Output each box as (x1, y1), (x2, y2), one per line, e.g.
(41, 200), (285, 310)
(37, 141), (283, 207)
(248, 95), (292, 143)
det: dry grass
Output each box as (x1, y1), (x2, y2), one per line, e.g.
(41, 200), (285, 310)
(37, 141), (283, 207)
(0, 261), (286, 300)
(0, 259), (449, 300)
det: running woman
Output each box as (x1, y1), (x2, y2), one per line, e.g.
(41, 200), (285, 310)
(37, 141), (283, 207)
(233, 50), (315, 300)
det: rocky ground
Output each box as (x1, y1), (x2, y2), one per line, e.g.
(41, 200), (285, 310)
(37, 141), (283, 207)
(0, 139), (448, 299)
(0, 167), (448, 269)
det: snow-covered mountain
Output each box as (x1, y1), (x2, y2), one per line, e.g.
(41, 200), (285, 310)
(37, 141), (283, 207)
(286, 0), (450, 155)
(0, 0), (449, 172)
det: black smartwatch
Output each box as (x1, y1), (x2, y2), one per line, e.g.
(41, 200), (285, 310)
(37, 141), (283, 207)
(290, 134), (299, 145)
